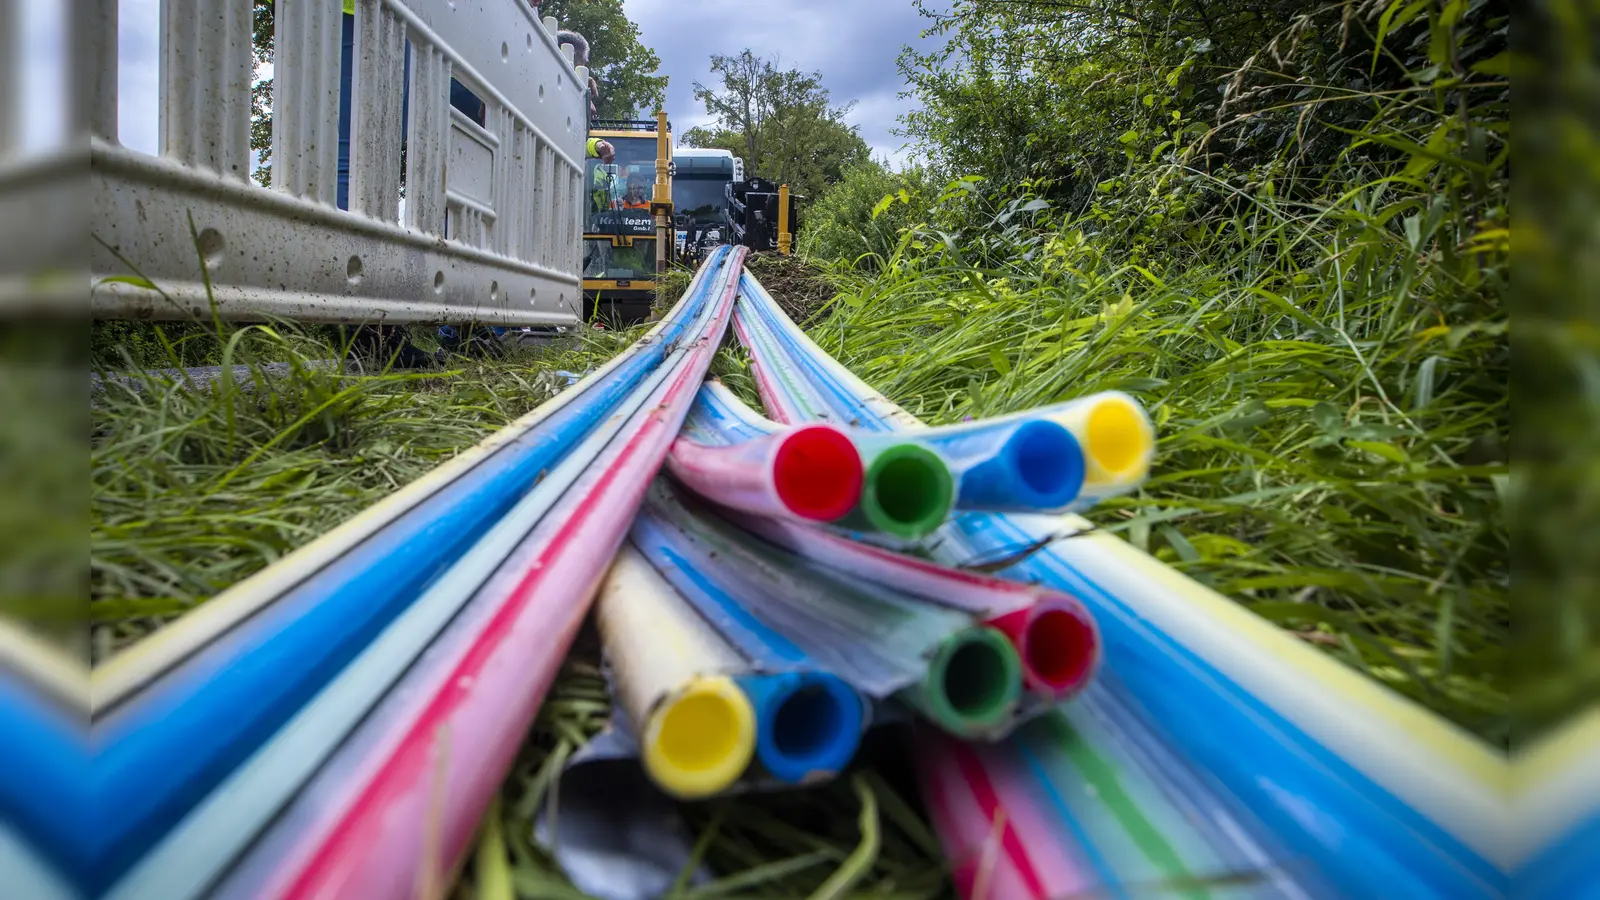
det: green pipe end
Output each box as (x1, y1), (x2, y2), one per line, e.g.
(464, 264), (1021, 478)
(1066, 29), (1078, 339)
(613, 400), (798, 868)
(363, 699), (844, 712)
(900, 626), (1022, 738)
(857, 443), (954, 539)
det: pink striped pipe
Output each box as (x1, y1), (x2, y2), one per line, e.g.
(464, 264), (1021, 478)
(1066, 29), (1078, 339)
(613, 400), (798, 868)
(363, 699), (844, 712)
(666, 426), (863, 523)
(258, 249), (748, 900)
(915, 726), (1091, 899)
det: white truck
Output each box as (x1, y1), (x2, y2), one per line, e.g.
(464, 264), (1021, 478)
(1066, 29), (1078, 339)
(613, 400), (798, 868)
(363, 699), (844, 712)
(672, 148), (743, 260)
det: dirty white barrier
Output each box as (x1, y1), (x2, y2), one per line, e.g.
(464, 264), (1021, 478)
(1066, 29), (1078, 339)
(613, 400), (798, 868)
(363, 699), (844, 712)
(84, 0), (590, 325)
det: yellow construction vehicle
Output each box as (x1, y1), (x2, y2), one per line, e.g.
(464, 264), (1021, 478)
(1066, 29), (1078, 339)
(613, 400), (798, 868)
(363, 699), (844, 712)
(583, 111), (674, 323)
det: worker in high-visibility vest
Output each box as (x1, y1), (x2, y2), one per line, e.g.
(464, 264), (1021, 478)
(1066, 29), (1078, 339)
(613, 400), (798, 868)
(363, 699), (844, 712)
(587, 137), (615, 213)
(622, 181), (650, 209)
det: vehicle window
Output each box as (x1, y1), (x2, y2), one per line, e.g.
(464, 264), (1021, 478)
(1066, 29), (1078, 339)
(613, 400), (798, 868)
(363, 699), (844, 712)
(586, 137), (656, 228)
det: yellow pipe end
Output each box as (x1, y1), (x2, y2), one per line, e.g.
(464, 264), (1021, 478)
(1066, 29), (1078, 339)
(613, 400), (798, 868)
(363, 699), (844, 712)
(642, 675), (756, 798)
(1084, 396), (1152, 483)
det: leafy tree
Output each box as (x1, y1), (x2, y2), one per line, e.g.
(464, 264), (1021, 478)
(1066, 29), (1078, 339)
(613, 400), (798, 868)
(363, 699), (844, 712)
(538, 0), (667, 120)
(897, 0), (1506, 217)
(251, 0), (273, 187)
(684, 50), (871, 205)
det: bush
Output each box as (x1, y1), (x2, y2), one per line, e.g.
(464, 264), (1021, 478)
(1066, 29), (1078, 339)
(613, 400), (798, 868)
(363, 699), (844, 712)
(797, 161), (935, 271)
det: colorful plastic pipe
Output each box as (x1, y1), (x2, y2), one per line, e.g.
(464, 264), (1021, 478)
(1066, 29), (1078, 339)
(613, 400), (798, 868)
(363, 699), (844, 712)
(0, 672), (88, 889)
(921, 419), (1086, 513)
(1510, 710), (1600, 900)
(626, 511), (867, 781)
(732, 269), (1507, 898)
(897, 627), (1023, 738)
(80, 247), (739, 896)
(634, 482), (1025, 740)
(598, 545), (757, 797)
(665, 424), (863, 523)
(1035, 391), (1154, 496)
(836, 436), (955, 539)
(718, 508), (1100, 701)
(142, 248), (742, 896)
(679, 382), (955, 539)
(729, 301), (838, 427)
(734, 671), (865, 786)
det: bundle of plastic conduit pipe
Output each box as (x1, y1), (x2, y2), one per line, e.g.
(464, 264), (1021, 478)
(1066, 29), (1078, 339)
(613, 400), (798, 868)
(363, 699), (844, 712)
(1, 248), (745, 899)
(728, 267), (1517, 898)
(580, 295), (1120, 800)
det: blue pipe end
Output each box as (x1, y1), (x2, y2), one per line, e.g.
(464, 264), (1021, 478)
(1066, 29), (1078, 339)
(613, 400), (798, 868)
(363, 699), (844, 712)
(956, 419), (1085, 511)
(735, 672), (864, 785)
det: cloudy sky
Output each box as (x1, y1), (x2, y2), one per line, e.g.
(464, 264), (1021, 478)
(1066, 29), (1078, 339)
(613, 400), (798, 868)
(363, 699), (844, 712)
(621, 0), (944, 168)
(82, 0), (945, 167)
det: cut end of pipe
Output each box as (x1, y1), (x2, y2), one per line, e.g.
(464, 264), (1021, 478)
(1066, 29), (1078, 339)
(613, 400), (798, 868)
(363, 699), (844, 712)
(740, 672), (864, 784)
(861, 444), (954, 538)
(644, 676), (756, 798)
(773, 425), (863, 521)
(1085, 397), (1152, 481)
(907, 627), (1021, 737)
(1004, 420), (1085, 508)
(1018, 606), (1098, 695)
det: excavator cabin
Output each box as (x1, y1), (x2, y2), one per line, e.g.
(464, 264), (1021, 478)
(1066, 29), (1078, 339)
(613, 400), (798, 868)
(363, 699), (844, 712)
(583, 113), (674, 323)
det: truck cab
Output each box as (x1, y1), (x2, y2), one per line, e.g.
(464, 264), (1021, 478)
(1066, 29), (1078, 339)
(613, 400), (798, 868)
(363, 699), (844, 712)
(584, 116), (672, 323)
(671, 148), (742, 264)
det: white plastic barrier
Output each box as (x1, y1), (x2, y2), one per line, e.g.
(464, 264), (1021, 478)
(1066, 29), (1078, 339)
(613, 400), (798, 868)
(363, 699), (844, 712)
(83, 0), (590, 325)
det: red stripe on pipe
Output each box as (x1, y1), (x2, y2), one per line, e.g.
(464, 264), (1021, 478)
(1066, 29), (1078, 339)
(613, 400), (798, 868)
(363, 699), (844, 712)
(731, 308), (802, 424)
(947, 738), (1050, 899)
(272, 253), (746, 900)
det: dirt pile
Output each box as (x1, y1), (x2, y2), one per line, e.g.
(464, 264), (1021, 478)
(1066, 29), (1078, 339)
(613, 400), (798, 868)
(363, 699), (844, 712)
(744, 253), (841, 325)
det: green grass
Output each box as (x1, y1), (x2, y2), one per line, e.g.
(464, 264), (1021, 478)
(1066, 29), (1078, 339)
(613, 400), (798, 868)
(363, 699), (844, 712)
(88, 311), (949, 898)
(789, 199), (1509, 743)
(86, 165), (1508, 891)
(89, 323), (631, 660)
(84, 216), (1506, 895)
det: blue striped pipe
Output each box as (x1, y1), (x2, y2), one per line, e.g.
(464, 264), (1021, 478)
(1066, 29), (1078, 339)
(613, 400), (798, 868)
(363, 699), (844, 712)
(731, 272), (1505, 898)
(733, 672), (865, 785)
(82, 249), (734, 893)
(629, 518), (865, 785)
(99, 253), (750, 900)
(919, 419), (1086, 513)
(0, 677), (87, 884)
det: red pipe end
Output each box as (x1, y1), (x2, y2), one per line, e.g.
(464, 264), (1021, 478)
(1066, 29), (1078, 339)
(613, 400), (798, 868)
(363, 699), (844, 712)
(772, 425), (863, 521)
(990, 602), (1099, 697)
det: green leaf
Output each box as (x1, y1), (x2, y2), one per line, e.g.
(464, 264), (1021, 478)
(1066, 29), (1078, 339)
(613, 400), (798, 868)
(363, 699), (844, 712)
(1470, 52), (1510, 77)
(988, 347), (1012, 375)
(1413, 356), (1442, 409)
(96, 274), (159, 290)
(1403, 123), (1451, 178)
(1158, 524), (1200, 563)
(1348, 440), (1411, 465)
(1372, 0), (1434, 76)
(1118, 129), (1140, 145)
